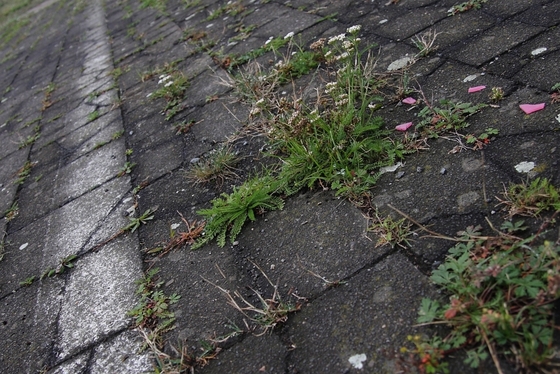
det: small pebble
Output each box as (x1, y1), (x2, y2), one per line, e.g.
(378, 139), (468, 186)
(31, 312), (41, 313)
(440, 167), (447, 175)
(396, 171), (405, 179)
(190, 157), (200, 164)
(416, 166), (423, 173)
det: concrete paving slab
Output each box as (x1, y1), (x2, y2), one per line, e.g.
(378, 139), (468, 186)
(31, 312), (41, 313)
(450, 22), (545, 66)
(200, 334), (286, 374)
(0, 278), (64, 373)
(236, 191), (387, 298)
(373, 6), (449, 41)
(0, 177), (130, 290)
(285, 253), (438, 373)
(56, 236), (143, 360)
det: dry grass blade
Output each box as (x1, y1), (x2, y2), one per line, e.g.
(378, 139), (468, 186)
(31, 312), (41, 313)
(203, 261), (303, 335)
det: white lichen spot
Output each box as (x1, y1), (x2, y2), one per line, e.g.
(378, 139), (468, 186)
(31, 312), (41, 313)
(348, 353), (367, 369)
(514, 161), (535, 173)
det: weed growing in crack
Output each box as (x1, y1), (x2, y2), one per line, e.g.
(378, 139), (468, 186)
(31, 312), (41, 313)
(193, 174), (284, 249)
(4, 201), (18, 222)
(186, 146), (241, 186)
(464, 127), (498, 149)
(147, 213), (205, 256)
(412, 29), (440, 58)
(139, 0), (168, 13)
(368, 210), (415, 249)
(416, 221), (560, 372)
(448, 0), (488, 15)
(265, 26), (404, 201)
(19, 276), (35, 287)
(129, 268), (180, 329)
(40, 254), (77, 279)
(150, 71), (189, 120)
(18, 125), (40, 149)
(87, 110), (100, 122)
(208, 261), (303, 335)
(549, 83), (560, 104)
(212, 35), (289, 71)
(496, 177), (560, 218)
(122, 209), (155, 234)
(117, 161), (136, 177)
(41, 82), (56, 111)
(416, 99), (487, 136)
(14, 160), (36, 185)
(138, 328), (220, 373)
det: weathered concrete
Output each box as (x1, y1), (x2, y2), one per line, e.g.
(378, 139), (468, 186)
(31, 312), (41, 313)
(1, 0), (559, 373)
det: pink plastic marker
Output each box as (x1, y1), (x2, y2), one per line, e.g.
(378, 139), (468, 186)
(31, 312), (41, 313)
(402, 97), (417, 105)
(395, 122), (413, 131)
(468, 85), (486, 93)
(519, 103), (545, 114)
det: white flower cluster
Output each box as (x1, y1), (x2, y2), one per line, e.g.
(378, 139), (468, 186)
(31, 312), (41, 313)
(325, 82), (337, 94)
(347, 25), (361, 34)
(335, 52), (349, 61)
(284, 31), (294, 39)
(158, 74), (173, 87)
(335, 93), (349, 106)
(328, 33), (346, 44)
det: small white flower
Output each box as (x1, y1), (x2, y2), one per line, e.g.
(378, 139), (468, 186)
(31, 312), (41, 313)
(164, 81), (174, 87)
(324, 50), (332, 58)
(335, 98), (349, 106)
(256, 98), (265, 105)
(347, 25), (361, 34)
(335, 52), (349, 61)
(265, 36), (273, 45)
(328, 33), (346, 44)
(343, 40), (353, 50)
(284, 31), (294, 39)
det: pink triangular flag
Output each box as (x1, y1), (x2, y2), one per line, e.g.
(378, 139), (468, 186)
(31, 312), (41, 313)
(395, 122), (413, 131)
(519, 103), (545, 114)
(402, 97), (416, 105)
(468, 85), (486, 93)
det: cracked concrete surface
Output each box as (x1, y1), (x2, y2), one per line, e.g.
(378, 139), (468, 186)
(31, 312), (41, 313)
(0, 0), (559, 373)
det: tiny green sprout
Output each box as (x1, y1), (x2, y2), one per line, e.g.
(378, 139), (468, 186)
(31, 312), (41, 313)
(112, 130), (124, 140)
(40, 254), (78, 279)
(4, 201), (19, 222)
(87, 110), (100, 121)
(117, 162), (136, 177)
(20, 276), (36, 287)
(93, 141), (109, 150)
(122, 209), (155, 233)
(125, 148), (133, 156)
